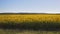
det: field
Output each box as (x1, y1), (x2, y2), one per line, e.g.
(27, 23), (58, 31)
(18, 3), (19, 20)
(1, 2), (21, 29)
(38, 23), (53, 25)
(0, 29), (60, 34)
(0, 13), (60, 23)
(0, 13), (60, 34)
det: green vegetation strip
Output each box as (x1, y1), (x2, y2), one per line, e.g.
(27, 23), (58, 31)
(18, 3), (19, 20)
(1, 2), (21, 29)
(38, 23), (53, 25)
(0, 21), (60, 31)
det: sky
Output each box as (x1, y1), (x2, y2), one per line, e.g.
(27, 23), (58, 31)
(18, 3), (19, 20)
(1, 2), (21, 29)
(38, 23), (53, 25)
(0, 0), (60, 13)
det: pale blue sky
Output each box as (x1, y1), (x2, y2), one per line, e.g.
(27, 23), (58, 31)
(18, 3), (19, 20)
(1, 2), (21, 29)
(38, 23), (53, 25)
(0, 0), (60, 13)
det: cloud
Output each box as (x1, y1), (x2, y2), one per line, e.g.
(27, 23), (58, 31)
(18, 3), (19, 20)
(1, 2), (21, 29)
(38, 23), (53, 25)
(0, 10), (60, 13)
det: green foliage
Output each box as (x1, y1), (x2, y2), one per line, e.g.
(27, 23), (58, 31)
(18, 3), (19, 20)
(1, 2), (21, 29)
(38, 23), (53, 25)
(0, 21), (60, 31)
